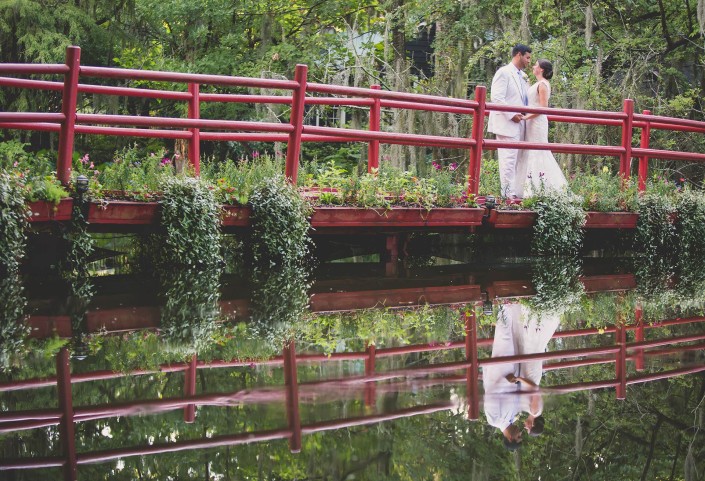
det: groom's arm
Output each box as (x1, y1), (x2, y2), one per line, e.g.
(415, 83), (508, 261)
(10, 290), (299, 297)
(490, 69), (521, 123)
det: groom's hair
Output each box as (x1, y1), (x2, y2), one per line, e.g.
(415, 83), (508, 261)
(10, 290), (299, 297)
(512, 44), (532, 57)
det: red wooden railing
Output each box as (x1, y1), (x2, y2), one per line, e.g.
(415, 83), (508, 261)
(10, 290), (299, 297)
(4, 46), (705, 194)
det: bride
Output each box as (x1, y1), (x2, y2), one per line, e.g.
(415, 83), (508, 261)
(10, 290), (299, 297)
(514, 59), (567, 198)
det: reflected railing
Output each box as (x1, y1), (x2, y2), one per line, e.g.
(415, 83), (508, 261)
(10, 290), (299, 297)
(2, 271), (705, 479)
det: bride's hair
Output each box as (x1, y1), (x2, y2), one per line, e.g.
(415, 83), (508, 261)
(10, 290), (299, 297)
(538, 59), (553, 80)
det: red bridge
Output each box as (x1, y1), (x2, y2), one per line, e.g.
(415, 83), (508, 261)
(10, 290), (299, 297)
(2, 46), (705, 231)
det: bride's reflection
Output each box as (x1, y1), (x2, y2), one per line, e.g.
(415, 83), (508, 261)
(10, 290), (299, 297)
(482, 302), (560, 450)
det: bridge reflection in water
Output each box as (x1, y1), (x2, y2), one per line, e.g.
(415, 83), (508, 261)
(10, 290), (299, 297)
(1, 264), (704, 480)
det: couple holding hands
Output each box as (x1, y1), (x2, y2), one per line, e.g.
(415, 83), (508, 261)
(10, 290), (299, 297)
(488, 44), (568, 199)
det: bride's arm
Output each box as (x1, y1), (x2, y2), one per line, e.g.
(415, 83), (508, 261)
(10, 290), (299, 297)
(522, 82), (549, 120)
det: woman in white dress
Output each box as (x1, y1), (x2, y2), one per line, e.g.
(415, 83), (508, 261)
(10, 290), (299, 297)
(515, 59), (568, 198)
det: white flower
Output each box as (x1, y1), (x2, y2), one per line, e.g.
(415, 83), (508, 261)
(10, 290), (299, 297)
(520, 71), (529, 81)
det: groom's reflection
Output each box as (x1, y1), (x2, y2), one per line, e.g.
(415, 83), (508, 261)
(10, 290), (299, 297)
(482, 302), (560, 450)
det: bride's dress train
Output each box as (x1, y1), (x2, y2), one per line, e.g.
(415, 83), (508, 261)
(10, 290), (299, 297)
(513, 79), (567, 198)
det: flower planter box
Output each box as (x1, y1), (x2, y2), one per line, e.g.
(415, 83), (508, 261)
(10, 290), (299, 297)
(88, 201), (159, 224)
(309, 284), (483, 312)
(311, 206), (485, 228)
(584, 211), (639, 229)
(27, 198), (73, 222)
(486, 209), (537, 229)
(221, 205), (251, 227)
(580, 274), (637, 293)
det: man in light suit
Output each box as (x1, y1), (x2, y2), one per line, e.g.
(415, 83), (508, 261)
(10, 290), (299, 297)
(487, 44), (532, 199)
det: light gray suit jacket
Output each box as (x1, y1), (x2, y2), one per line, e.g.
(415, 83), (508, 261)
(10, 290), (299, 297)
(487, 63), (528, 138)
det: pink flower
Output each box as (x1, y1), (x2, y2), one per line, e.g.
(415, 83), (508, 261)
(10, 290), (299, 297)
(89, 162), (94, 169)
(252, 151), (260, 158)
(12, 161), (18, 167)
(432, 161), (441, 170)
(449, 162), (458, 171)
(174, 153), (181, 160)
(81, 154), (89, 164)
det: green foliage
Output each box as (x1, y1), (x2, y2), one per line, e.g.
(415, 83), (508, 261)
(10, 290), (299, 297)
(0, 171), (29, 272)
(0, 141), (69, 204)
(201, 155), (284, 205)
(478, 157), (501, 198)
(59, 201), (95, 299)
(248, 175), (313, 346)
(295, 305), (466, 355)
(570, 166), (637, 212)
(99, 146), (176, 200)
(523, 189), (586, 256)
(158, 176), (222, 269)
(635, 193), (677, 295)
(675, 190), (705, 295)
(249, 174), (312, 268)
(527, 257), (585, 315)
(159, 267), (222, 356)
(0, 273), (29, 371)
(305, 163), (472, 209)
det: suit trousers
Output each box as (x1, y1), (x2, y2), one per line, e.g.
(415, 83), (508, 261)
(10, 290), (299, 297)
(496, 124), (524, 197)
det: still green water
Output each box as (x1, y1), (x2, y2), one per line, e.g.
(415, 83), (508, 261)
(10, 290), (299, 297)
(1, 234), (704, 480)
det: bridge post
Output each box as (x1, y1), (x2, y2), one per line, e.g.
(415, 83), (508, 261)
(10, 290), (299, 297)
(638, 110), (651, 192)
(285, 65), (308, 184)
(188, 83), (201, 176)
(283, 341), (302, 453)
(57, 46), (81, 187)
(465, 306), (480, 420)
(368, 85), (381, 173)
(615, 323), (627, 399)
(57, 348), (77, 481)
(619, 99), (634, 180)
(468, 85), (486, 196)
(183, 354), (197, 423)
(634, 303), (645, 371)
(364, 342), (377, 407)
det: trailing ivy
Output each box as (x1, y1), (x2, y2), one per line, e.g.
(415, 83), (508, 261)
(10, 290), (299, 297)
(635, 193), (677, 295)
(0, 171), (29, 273)
(675, 190), (705, 295)
(0, 273), (29, 371)
(154, 176), (224, 354)
(248, 175), (313, 347)
(158, 176), (223, 269)
(527, 257), (585, 316)
(249, 174), (313, 268)
(524, 189), (586, 256)
(60, 197), (95, 299)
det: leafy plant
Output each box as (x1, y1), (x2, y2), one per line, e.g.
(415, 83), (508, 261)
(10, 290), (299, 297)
(202, 154), (284, 205)
(249, 174), (312, 268)
(569, 167), (637, 212)
(158, 176), (222, 269)
(0, 273), (29, 371)
(674, 190), (705, 295)
(0, 171), (29, 273)
(524, 188), (586, 256)
(635, 193), (677, 296)
(248, 175), (314, 347)
(526, 257), (585, 315)
(99, 145), (175, 199)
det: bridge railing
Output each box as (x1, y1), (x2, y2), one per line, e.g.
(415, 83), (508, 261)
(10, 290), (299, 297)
(3, 46), (705, 195)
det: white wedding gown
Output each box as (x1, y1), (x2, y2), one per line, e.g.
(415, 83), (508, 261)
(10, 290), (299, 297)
(514, 79), (568, 198)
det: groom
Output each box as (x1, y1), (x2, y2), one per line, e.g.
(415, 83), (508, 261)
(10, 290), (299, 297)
(487, 44), (532, 199)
